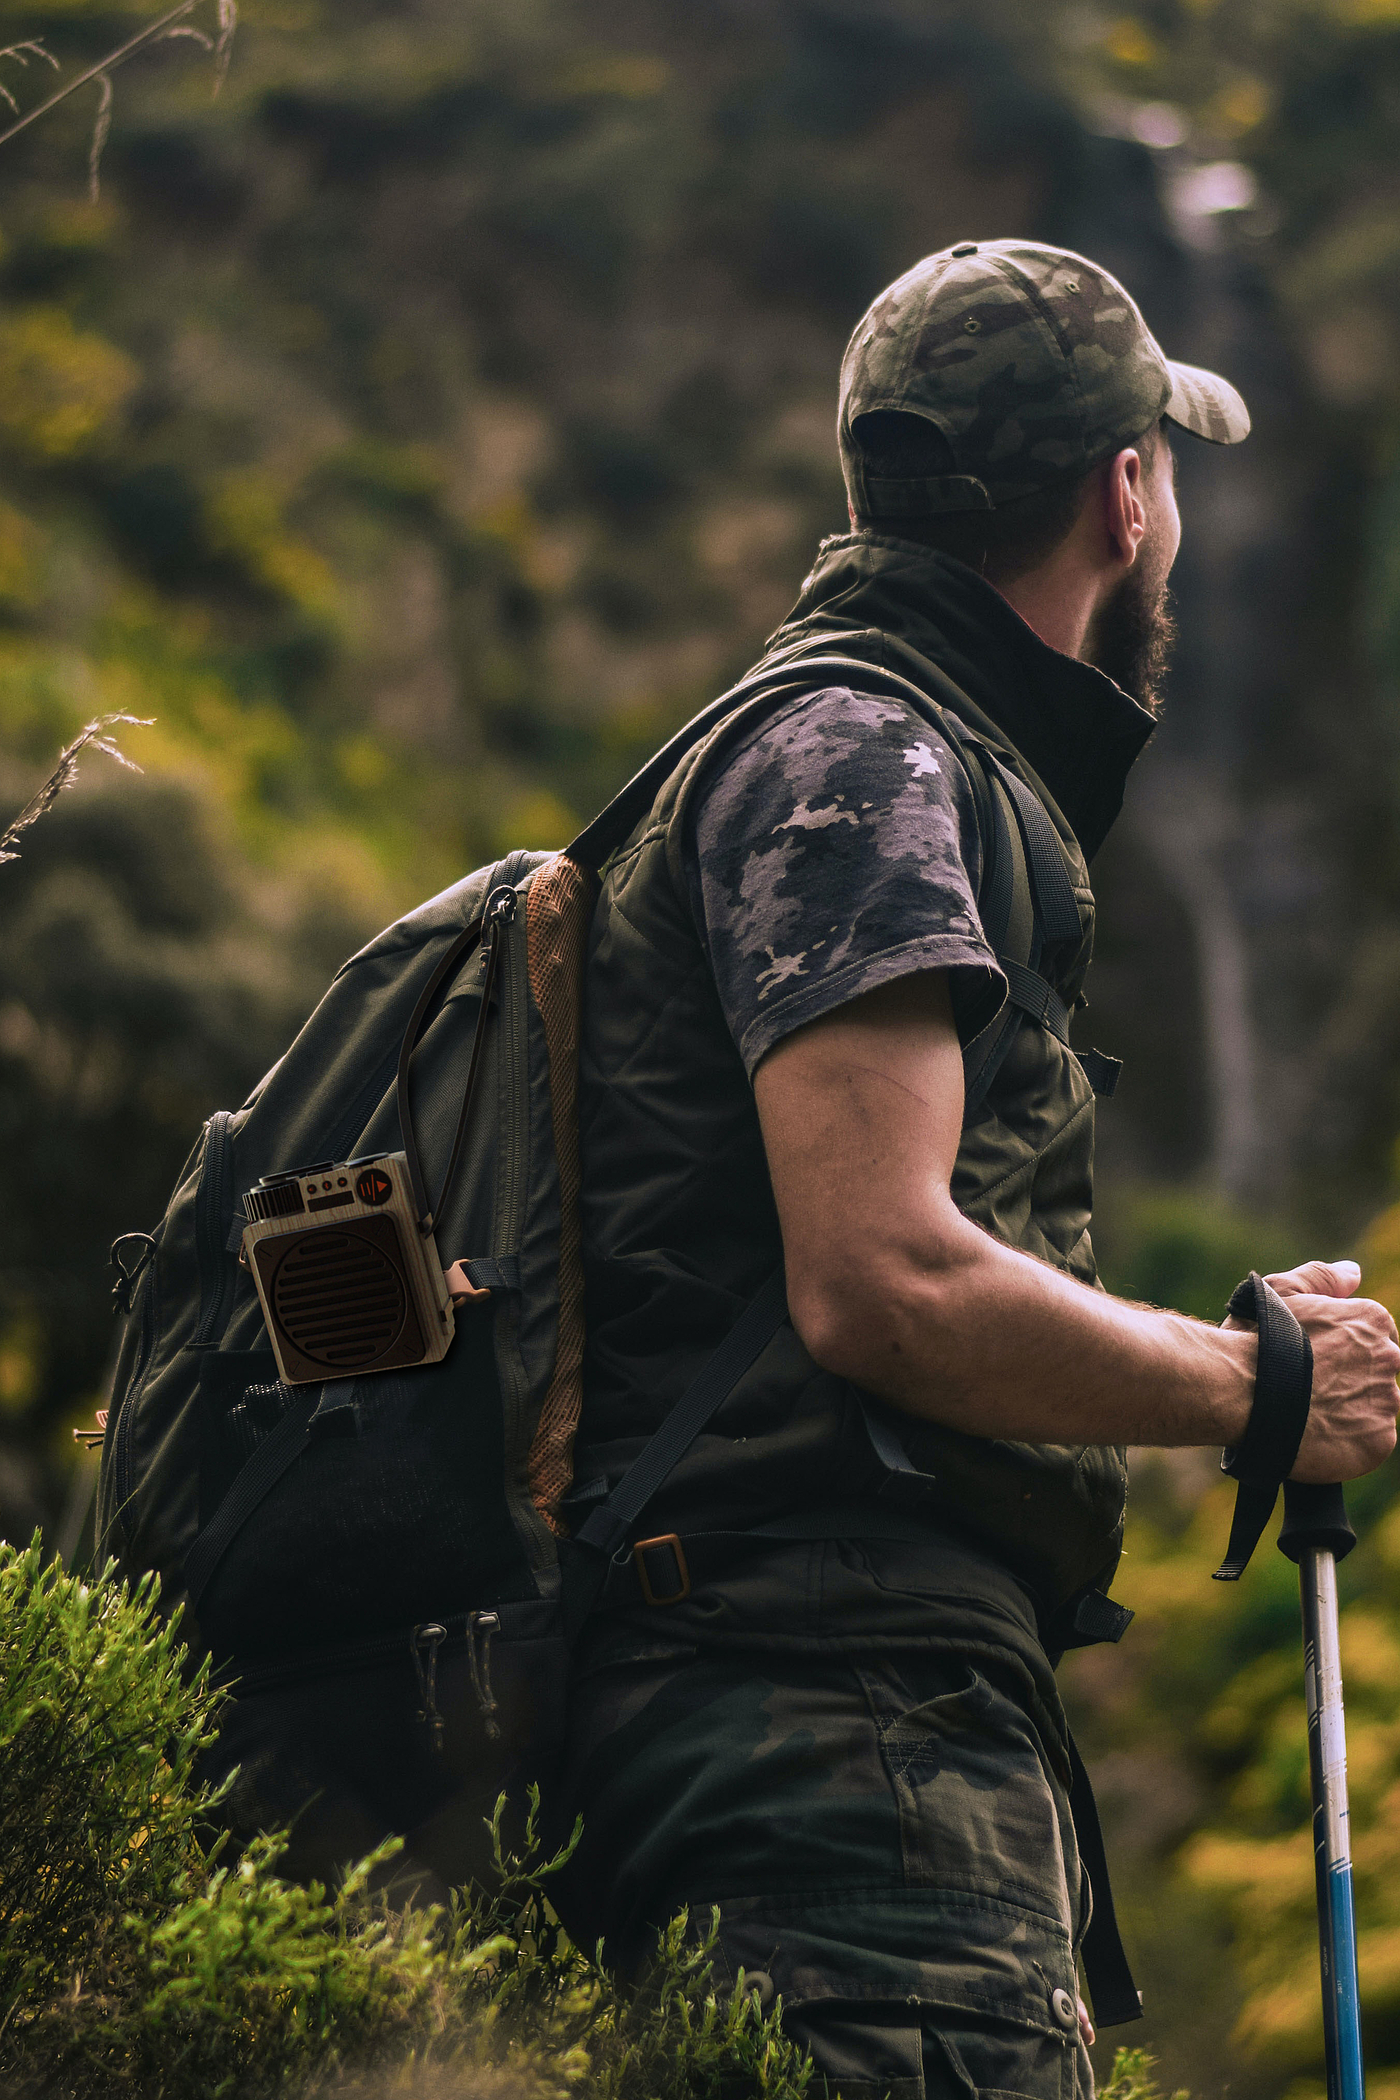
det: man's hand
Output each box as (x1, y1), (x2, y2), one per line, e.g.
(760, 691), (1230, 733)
(1225, 1259), (1399, 1483)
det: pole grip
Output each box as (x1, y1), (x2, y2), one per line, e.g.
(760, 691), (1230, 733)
(1278, 1481), (1357, 1565)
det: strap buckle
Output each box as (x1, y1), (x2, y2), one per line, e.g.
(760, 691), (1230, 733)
(633, 1533), (691, 1606)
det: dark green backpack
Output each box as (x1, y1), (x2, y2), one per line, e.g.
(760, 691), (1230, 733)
(95, 653), (1095, 1808)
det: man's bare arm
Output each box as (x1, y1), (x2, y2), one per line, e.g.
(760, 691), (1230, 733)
(753, 971), (1399, 1482)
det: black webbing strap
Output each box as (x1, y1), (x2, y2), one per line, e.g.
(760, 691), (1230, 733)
(982, 751), (1082, 948)
(1066, 1728), (1144, 2027)
(393, 910), (487, 1228)
(1213, 1272), (1314, 1582)
(575, 1271), (789, 1560)
(459, 1256), (520, 1291)
(1077, 1048), (1123, 1099)
(964, 740), (1014, 957)
(955, 745), (1028, 1116)
(1001, 959), (1072, 1044)
(183, 1389), (320, 1611)
(936, 716), (1101, 1111)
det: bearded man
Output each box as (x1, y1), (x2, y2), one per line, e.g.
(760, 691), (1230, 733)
(553, 241), (1400, 2099)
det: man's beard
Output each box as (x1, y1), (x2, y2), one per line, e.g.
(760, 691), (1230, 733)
(1087, 560), (1177, 715)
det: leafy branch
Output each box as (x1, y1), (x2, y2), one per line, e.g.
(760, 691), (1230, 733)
(0, 714), (153, 866)
(0, 0), (237, 200)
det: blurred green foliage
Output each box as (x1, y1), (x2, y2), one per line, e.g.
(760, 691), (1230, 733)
(1095, 1188), (1305, 1323)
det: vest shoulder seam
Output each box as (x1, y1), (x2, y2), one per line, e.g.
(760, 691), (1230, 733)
(602, 821), (668, 880)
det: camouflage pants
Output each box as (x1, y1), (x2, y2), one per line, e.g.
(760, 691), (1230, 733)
(554, 1566), (1093, 2100)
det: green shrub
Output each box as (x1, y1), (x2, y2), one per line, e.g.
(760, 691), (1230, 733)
(0, 1537), (1177, 2099)
(0, 1538), (812, 2099)
(0, 1535), (223, 2023)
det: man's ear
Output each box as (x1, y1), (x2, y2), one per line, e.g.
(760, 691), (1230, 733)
(1103, 447), (1147, 569)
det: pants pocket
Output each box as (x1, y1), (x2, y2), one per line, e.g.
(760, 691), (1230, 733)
(779, 2000), (1084, 2100)
(923, 2011), (1083, 2100)
(784, 2002), (925, 2100)
(857, 1661), (1079, 1930)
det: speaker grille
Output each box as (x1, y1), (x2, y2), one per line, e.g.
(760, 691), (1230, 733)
(270, 1227), (407, 1370)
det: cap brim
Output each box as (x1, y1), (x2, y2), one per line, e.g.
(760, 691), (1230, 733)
(1164, 360), (1250, 445)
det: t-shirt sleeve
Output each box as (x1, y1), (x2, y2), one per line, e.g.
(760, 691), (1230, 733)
(684, 686), (1008, 1076)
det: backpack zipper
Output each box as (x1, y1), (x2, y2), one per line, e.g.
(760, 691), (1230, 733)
(110, 1256), (158, 1538)
(192, 1111), (236, 1348)
(490, 883), (557, 1580)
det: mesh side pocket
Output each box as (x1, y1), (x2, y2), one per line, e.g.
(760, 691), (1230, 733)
(524, 853), (595, 1533)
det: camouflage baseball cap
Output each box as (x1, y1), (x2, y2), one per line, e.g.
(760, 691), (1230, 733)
(839, 238), (1250, 517)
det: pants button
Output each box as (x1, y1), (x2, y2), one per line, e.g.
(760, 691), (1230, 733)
(745, 1970), (775, 2010)
(1051, 1986), (1078, 2031)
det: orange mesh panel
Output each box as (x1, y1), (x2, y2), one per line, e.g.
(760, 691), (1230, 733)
(525, 854), (595, 1533)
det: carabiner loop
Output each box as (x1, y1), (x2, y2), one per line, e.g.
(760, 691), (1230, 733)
(410, 1621), (448, 1756)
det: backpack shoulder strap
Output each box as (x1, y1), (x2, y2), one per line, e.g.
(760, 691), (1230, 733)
(566, 652), (977, 873)
(891, 708), (1080, 1113)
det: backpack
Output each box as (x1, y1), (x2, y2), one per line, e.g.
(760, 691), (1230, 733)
(94, 649), (1122, 1879)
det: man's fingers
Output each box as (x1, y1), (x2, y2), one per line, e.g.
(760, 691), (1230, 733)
(1266, 1258), (1362, 1301)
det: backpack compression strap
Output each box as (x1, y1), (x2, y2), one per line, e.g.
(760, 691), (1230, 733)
(572, 1269), (789, 1561)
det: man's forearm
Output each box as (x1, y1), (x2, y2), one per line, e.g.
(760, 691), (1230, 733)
(796, 1209), (1257, 1447)
(758, 972), (1396, 1478)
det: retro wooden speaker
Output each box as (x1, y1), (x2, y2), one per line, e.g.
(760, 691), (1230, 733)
(241, 1151), (454, 1385)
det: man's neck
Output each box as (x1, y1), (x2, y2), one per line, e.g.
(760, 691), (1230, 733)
(995, 560), (1099, 662)
(763, 532), (1159, 859)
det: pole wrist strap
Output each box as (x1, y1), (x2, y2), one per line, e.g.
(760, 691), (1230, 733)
(1213, 1271), (1313, 1582)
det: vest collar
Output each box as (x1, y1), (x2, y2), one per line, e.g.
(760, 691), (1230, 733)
(768, 532), (1156, 860)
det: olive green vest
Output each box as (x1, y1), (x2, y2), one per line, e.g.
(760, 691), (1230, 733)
(574, 535), (1155, 1626)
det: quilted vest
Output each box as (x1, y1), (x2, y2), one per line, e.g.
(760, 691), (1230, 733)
(572, 535), (1155, 1625)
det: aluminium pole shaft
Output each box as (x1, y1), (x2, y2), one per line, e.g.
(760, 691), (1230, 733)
(1299, 1544), (1365, 2100)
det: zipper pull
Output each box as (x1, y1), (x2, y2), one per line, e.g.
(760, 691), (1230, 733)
(410, 1621), (447, 1756)
(467, 1610), (501, 1741)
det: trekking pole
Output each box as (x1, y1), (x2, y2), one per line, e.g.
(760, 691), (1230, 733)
(1278, 1482), (1364, 2100)
(1213, 1276), (1364, 2100)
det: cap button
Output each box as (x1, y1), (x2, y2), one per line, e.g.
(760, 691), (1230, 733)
(951, 242), (978, 257)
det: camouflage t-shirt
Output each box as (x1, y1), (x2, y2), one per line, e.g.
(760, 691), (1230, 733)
(685, 685), (1007, 1075)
